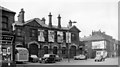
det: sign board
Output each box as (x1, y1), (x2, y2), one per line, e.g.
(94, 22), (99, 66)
(92, 41), (106, 49)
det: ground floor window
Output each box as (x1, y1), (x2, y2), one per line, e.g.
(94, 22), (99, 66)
(53, 47), (57, 54)
(29, 43), (38, 55)
(43, 46), (48, 54)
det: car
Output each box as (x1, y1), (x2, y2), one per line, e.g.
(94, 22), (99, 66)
(74, 54), (87, 60)
(29, 55), (39, 63)
(39, 54), (56, 63)
(94, 55), (105, 62)
(55, 55), (63, 62)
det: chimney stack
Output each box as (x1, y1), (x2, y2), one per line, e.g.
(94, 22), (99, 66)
(57, 14), (61, 28)
(41, 17), (46, 24)
(18, 8), (25, 23)
(48, 12), (52, 27)
(69, 20), (72, 27)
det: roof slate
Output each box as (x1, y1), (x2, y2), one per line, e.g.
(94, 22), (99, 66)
(80, 34), (105, 41)
(0, 6), (15, 13)
(14, 18), (80, 31)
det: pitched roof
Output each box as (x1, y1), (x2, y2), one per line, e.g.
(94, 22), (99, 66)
(80, 34), (105, 41)
(69, 25), (81, 32)
(25, 18), (48, 27)
(14, 18), (80, 31)
(0, 6), (15, 13)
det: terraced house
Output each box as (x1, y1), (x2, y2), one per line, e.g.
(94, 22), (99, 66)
(80, 30), (118, 58)
(13, 9), (81, 58)
(0, 6), (16, 67)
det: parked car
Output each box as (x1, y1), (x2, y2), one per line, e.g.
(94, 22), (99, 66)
(95, 55), (105, 62)
(39, 54), (56, 63)
(74, 54), (87, 60)
(29, 55), (39, 63)
(55, 55), (63, 62)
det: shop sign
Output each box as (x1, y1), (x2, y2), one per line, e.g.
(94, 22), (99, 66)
(2, 35), (14, 41)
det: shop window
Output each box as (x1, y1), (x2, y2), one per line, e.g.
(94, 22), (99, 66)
(2, 16), (8, 30)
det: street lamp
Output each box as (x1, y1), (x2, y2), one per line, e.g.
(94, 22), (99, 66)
(66, 31), (70, 62)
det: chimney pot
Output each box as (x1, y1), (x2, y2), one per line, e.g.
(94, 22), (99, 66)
(48, 12), (52, 27)
(58, 14), (61, 28)
(42, 17), (46, 24)
(18, 8), (25, 23)
(69, 20), (72, 27)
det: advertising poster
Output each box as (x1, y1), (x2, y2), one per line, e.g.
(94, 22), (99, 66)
(38, 29), (45, 42)
(92, 41), (106, 49)
(66, 32), (71, 43)
(57, 31), (63, 43)
(48, 30), (55, 42)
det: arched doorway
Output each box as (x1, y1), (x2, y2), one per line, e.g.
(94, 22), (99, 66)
(62, 47), (66, 54)
(53, 47), (57, 54)
(79, 47), (83, 54)
(29, 43), (38, 56)
(43, 46), (48, 54)
(70, 46), (76, 58)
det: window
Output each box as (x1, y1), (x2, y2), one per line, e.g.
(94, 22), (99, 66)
(17, 28), (22, 36)
(30, 29), (37, 37)
(2, 16), (8, 30)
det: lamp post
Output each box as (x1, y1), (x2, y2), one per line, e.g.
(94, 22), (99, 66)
(67, 31), (70, 62)
(67, 20), (77, 62)
(12, 32), (16, 67)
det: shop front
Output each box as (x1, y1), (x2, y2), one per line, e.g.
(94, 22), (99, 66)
(0, 33), (15, 67)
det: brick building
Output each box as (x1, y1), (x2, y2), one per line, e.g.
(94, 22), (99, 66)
(0, 6), (16, 66)
(80, 30), (118, 58)
(13, 9), (81, 58)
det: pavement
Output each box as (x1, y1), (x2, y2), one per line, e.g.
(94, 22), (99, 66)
(16, 57), (118, 65)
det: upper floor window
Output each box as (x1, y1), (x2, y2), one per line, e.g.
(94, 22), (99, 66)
(30, 29), (37, 37)
(2, 16), (8, 30)
(17, 28), (22, 36)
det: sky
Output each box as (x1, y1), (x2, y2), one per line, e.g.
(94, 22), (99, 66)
(0, 0), (119, 40)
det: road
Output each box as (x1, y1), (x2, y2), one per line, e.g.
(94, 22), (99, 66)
(17, 57), (118, 65)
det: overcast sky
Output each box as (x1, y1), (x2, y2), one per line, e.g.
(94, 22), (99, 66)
(0, 0), (119, 40)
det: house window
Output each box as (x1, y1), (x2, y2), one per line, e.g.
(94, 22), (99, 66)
(30, 29), (37, 37)
(17, 28), (22, 36)
(2, 16), (8, 30)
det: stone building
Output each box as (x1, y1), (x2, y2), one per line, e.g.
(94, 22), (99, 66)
(0, 6), (15, 63)
(13, 9), (81, 58)
(80, 30), (118, 58)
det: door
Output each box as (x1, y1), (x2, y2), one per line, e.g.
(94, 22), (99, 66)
(29, 43), (38, 56)
(70, 46), (76, 58)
